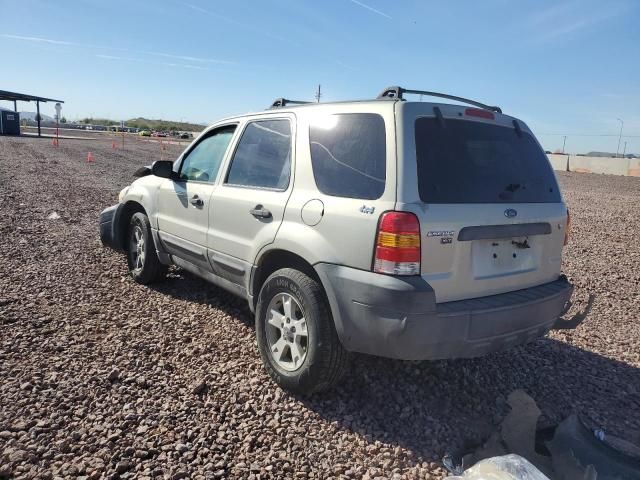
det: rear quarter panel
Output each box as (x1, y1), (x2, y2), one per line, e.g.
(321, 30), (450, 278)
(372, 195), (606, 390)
(266, 102), (397, 270)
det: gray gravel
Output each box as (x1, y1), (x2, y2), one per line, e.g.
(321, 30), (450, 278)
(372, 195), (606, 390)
(1, 135), (639, 479)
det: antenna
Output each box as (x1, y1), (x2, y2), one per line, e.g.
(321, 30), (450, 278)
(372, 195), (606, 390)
(315, 84), (322, 103)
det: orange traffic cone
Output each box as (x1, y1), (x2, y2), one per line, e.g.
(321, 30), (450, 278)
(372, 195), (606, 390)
(87, 152), (95, 163)
(112, 140), (117, 149)
(52, 138), (58, 146)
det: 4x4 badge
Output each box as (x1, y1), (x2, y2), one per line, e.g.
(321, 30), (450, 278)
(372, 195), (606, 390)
(359, 205), (375, 214)
(504, 208), (517, 218)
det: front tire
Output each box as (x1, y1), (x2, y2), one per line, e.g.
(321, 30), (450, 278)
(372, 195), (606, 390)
(126, 212), (167, 284)
(256, 268), (348, 395)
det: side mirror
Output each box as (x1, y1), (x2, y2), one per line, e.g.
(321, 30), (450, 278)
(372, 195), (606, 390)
(151, 160), (175, 179)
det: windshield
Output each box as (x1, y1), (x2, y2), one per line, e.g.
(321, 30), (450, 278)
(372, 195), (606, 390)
(415, 117), (561, 204)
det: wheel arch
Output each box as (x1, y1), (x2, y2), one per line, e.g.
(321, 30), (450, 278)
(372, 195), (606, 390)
(250, 249), (323, 309)
(115, 201), (147, 250)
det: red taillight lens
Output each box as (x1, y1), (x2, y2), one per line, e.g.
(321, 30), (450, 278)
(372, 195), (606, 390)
(564, 209), (571, 246)
(465, 108), (495, 120)
(373, 212), (421, 275)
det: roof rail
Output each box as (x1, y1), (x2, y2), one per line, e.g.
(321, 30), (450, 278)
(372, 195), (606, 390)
(377, 86), (502, 113)
(270, 98), (312, 108)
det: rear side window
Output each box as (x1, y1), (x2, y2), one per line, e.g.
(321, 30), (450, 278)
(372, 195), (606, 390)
(226, 119), (292, 190)
(415, 118), (561, 203)
(309, 113), (386, 200)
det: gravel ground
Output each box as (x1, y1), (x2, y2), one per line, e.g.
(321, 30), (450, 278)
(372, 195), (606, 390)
(1, 135), (638, 479)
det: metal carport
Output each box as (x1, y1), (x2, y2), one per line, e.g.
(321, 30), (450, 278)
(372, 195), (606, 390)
(0, 90), (64, 137)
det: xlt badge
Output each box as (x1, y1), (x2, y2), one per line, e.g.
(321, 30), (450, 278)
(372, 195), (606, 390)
(427, 230), (455, 245)
(427, 230), (455, 237)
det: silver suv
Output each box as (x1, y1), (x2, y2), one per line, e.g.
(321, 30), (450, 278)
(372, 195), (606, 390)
(100, 86), (575, 394)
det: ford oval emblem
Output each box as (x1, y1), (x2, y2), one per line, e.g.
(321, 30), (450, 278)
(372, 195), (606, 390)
(504, 208), (518, 218)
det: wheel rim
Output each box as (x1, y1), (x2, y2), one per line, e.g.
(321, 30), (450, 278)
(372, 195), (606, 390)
(265, 293), (308, 372)
(129, 224), (145, 273)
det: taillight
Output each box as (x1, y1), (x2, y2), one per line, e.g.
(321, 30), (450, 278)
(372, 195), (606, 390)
(465, 108), (495, 120)
(564, 209), (571, 246)
(373, 212), (421, 275)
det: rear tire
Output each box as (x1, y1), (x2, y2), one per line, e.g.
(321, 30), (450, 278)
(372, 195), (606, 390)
(126, 212), (167, 284)
(256, 268), (348, 395)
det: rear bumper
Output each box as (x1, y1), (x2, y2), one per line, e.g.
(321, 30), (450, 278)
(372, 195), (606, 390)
(315, 264), (574, 360)
(99, 203), (125, 251)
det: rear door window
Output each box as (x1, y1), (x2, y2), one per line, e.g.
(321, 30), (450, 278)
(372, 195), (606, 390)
(415, 118), (561, 203)
(309, 113), (386, 200)
(225, 119), (292, 190)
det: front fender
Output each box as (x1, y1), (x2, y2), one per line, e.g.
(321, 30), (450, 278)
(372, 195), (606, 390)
(120, 176), (163, 229)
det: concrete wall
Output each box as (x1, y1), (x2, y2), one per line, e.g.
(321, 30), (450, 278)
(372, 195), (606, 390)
(547, 154), (569, 171)
(546, 154), (639, 177)
(628, 158), (640, 177)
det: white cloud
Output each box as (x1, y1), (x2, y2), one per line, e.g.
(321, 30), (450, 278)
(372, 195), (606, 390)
(1, 33), (76, 46)
(1, 32), (231, 67)
(348, 0), (392, 19)
(95, 54), (209, 71)
(95, 54), (122, 60)
(143, 51), (235, 65)
(180, 2), (288, 43)
(528, 1), (628, 43)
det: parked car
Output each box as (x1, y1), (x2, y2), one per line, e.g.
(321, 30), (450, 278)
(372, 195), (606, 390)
(180, 132), (191, 139)
(99, 86), (575, 394)
(139, 130), (151, 137)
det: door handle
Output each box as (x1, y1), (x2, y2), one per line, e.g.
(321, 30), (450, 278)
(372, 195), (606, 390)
(249, 205), (272, 219)
(190, 195), (204, 207)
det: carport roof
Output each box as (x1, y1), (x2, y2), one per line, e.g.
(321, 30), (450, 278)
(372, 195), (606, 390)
(0, 90), (64, 103)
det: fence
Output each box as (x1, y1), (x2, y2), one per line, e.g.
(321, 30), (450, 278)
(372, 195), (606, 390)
(547, 154), (640, 177)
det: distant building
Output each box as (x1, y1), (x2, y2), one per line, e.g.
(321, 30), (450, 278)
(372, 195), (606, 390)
(0, 108), (20, 135)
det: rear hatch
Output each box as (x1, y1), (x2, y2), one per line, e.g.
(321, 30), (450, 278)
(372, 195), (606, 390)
(396, 102), (568, 303)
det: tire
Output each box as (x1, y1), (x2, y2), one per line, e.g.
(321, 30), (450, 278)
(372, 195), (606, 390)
(126, 212), (167, 284)
(255, 268), (349, 395)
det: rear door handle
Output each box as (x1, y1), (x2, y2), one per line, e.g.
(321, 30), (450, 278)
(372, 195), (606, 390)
(249, 205), (271, 219)
(190, 195), (204, 207)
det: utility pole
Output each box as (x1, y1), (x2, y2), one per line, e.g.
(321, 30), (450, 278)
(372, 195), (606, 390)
(562, 135), (567, 154)
(315, 84), (321, 103)
(616, 118), (624, 158)
(622, 141), (627, 159)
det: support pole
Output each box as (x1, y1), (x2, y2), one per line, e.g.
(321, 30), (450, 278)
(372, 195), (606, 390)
(36, 101), (41, 137)
(14, 100), (17, 112)
(616, 118), (624, 158)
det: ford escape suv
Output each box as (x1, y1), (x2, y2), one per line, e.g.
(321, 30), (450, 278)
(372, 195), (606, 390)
(99, 86), (575, 394)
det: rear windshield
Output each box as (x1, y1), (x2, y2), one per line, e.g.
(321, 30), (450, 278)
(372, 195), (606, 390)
(415, 118), (561, 204)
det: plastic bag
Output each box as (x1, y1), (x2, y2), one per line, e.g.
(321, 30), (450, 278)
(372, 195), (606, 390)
(445, 454), (550, 480)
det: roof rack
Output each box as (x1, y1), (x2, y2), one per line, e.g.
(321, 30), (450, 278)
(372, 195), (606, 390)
(270, 98), (312, 108)
(377, 86), (502, 113)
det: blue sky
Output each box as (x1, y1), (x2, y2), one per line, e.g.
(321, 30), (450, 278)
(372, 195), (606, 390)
(1, 0), (639, 154)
